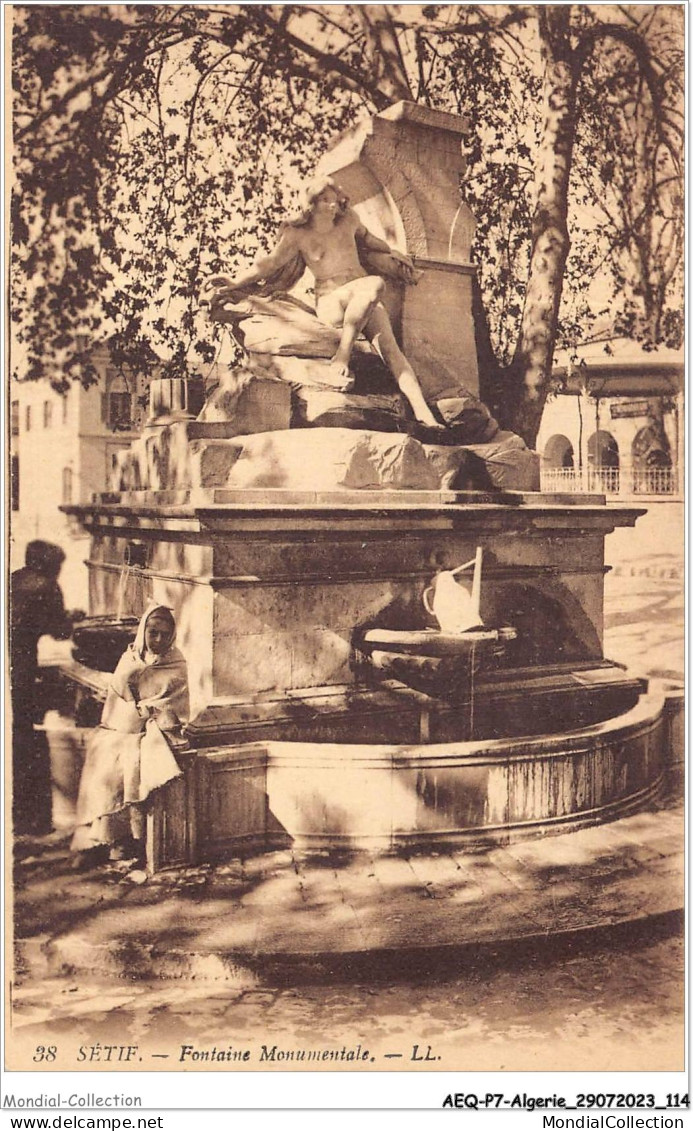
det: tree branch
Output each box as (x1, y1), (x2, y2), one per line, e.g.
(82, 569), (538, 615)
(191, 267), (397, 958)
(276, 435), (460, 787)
(15, 25), (191, 143)
(246, 6), (391, 109)
(574, 23), (683, 158)
(408, 6), (532, 41)
(183, 47), (240, 177)
(357, 6), (413, 102)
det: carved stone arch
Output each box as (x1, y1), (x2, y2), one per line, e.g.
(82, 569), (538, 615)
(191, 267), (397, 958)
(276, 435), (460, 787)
(317, 101), (480, 398)
(378, 172), (427, 256)
(632, 424), (671, 468)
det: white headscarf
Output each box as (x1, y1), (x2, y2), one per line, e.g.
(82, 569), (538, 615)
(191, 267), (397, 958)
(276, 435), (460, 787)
(108, 601), (189, 726)
(131, 601), (176, 663)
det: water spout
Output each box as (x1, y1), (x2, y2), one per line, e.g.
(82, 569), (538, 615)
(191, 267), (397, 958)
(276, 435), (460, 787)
(447, 202), (465, 261)
(115, 562), (131, 621)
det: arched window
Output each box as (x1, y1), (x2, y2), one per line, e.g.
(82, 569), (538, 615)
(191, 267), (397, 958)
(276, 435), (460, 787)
(587, 431), (619, 492)
(541, 434), (576, 490)
(543, 434), (575, 468)
(632, 426), (673, 495)
(102, 369), (133, 431)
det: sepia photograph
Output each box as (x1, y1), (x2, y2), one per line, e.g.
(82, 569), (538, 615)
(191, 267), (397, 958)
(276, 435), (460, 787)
(5, 0), (685, 1093)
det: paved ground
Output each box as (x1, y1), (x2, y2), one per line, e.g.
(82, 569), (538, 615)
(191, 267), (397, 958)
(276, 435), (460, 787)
(13, 803), (684, 981)
(604, 501), (684, 681)
(9, 792), (684, 1072)
(10, 917), (684, 1074)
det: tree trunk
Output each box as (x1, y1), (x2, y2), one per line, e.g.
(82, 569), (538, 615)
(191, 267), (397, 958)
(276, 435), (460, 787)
(504, 7), (578, 446)
(358, 7), (413, 103)
(473, 274), (505, 419)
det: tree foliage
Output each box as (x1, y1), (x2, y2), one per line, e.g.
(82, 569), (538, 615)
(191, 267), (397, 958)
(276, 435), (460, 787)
(11, 4), (683, 441)
(572, 8), (684, 347)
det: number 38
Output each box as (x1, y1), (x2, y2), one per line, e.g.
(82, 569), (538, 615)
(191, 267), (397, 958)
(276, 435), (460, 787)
(33, 1046), (57, 1062)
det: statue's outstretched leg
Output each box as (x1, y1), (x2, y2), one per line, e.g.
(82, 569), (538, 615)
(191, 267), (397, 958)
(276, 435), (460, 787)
(364, 303), (444, 430)
(321, 276), (385, 383)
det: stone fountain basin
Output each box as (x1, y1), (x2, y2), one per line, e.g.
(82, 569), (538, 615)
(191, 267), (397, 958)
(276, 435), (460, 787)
(361, 626), (518, 654)
(359, 624), (518, 700)
(170, 689), (666, 861)
(71, 616), (138, 672)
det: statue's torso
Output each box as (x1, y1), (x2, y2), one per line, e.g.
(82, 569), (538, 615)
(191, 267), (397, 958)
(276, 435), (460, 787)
(294, 213), (366, 294)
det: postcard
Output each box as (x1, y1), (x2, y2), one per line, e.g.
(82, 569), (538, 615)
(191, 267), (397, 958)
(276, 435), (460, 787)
(4, 3), (686, 1124)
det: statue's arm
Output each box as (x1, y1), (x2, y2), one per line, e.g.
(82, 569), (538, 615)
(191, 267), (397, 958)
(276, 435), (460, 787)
(353, 219), (393, 257)
(352, 214), (417, 284)
(207, 228), (299, 292)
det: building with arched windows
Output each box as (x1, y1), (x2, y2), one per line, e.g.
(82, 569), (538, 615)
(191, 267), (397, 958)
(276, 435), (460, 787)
(537, 340), (683, 501)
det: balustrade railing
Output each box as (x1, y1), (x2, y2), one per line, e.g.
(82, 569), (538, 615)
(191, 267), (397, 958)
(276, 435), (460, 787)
(541, 468), (582, 492)
(541, 466), (678, 497)
(587, 467), (620, 493)
(632, 468), (675, 495)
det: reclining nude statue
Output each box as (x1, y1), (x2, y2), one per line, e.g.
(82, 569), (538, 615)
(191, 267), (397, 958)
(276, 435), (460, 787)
(206, 176), (445, 431)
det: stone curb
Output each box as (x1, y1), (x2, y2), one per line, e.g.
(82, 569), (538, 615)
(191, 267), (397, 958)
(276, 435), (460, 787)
(21, 900), (684, 989)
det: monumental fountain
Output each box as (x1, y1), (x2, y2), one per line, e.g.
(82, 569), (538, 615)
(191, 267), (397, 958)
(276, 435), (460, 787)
(65, 103), (666, 871)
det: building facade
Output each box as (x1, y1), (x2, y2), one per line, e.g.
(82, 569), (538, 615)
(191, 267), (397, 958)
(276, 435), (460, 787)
(10, 343), (151, 607)
(537, 341), (684, 501)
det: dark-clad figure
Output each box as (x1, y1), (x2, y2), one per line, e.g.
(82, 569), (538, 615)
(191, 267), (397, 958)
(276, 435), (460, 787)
(10, 541), (77, 834)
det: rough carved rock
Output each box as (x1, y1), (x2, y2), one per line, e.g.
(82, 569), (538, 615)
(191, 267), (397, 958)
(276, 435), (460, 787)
(436, 394), (499, 444)
(208, 291), (505, 445)
(464, 434), (541, 491)
(110, 421), (194, 491)
(222, 429), (469, 491)
(113, 417), (534, 494)
(111, 423), (239, 491)
(196, 346), (500, 447)
(188, 440), (242, 488)
(197, 368), (292, 434)
(213, 428), (535, 493)
(291, 387), (405, 432)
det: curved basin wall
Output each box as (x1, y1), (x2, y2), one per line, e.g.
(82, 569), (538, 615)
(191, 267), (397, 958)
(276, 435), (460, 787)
(193, 692), (665, 857)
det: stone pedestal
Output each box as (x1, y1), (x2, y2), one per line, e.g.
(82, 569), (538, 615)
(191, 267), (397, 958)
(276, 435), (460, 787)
(69, 489), (643, 722)
(64, 487), (659, 865)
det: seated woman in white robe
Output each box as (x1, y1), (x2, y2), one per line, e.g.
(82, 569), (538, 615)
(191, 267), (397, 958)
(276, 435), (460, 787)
(71, 603), (189, 869)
